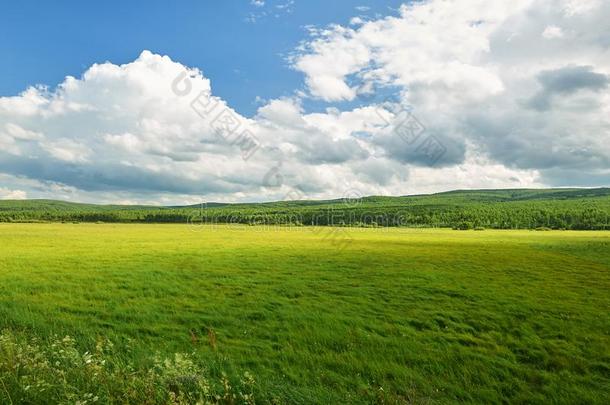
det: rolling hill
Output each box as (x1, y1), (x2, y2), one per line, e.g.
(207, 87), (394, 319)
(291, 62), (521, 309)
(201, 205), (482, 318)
(1, 188), (609, 230)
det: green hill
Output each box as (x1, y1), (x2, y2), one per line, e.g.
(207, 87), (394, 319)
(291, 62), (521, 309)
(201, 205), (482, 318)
(1, 188), (609, 229)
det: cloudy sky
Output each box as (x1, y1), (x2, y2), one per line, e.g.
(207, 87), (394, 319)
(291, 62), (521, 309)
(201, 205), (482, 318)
(0, 0), (608, 204)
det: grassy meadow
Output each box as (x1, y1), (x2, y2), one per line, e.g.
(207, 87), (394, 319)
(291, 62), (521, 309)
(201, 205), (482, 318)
(0, 223), (608, 403)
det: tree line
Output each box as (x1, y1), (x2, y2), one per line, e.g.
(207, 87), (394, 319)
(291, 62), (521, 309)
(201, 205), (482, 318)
(1, 198), (608, 230)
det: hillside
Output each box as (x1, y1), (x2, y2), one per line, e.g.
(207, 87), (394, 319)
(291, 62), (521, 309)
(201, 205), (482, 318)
(1, 188), (609, 230)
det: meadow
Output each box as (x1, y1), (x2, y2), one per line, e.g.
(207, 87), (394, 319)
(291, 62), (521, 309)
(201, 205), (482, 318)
(0, 223), (608, 404)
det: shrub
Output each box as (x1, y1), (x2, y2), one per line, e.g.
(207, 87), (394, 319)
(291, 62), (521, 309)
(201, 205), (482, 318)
(454, 221), (474, 230)
(0, 330), (256, 405)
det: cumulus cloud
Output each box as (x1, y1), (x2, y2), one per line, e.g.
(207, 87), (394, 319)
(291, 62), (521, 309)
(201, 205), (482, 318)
(292, 0), (610, 188)
(542, 25), (564, 39)
(0, 52), (265, 199)
(527, 65), (608, 110)
(0, 187), (27, 200)
(1, 0), (607, 204)
(0, 51), (385, 202)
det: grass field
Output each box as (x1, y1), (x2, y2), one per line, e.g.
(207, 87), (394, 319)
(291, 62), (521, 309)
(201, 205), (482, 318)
(0, 224), (609, 403)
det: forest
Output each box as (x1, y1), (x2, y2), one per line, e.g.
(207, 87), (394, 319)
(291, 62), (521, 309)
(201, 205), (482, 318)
(1, 188), (608, 230)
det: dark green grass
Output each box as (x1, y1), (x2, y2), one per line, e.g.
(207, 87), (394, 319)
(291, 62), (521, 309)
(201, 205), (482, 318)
(0, 224), (608, 403)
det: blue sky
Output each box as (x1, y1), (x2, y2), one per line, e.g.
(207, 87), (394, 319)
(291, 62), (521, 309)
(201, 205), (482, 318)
(0, 0), (608, 203)
(0, 0), (403, 116)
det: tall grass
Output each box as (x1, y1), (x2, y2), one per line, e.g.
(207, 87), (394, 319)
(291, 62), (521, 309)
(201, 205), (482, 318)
(0, 330), (256, 404)
(0, 225), (608, 403)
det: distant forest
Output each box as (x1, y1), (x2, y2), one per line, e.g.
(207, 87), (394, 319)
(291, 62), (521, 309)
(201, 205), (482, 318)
(1, 188), (609, 230)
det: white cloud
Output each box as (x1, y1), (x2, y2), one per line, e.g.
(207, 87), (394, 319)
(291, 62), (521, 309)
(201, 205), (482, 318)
(1, 0), (608, 204)
(350, 17), (365, 26)
(542, 25), (564, 39)
(42, 138), (92, 163)
(291, 0), (610, 188)
(293, 1), (530, 102)
(562, 0), (602, 16)
(4, 123), (44, 141)
(0, 187), (27, 200)
(246, 0), (293, 23)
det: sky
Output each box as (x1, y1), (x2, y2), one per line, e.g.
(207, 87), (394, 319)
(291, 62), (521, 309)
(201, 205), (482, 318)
(0, 0), (608, 204)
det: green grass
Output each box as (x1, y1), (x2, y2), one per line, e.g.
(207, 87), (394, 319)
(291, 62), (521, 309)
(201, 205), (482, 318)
(0, 224), (609, 403)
